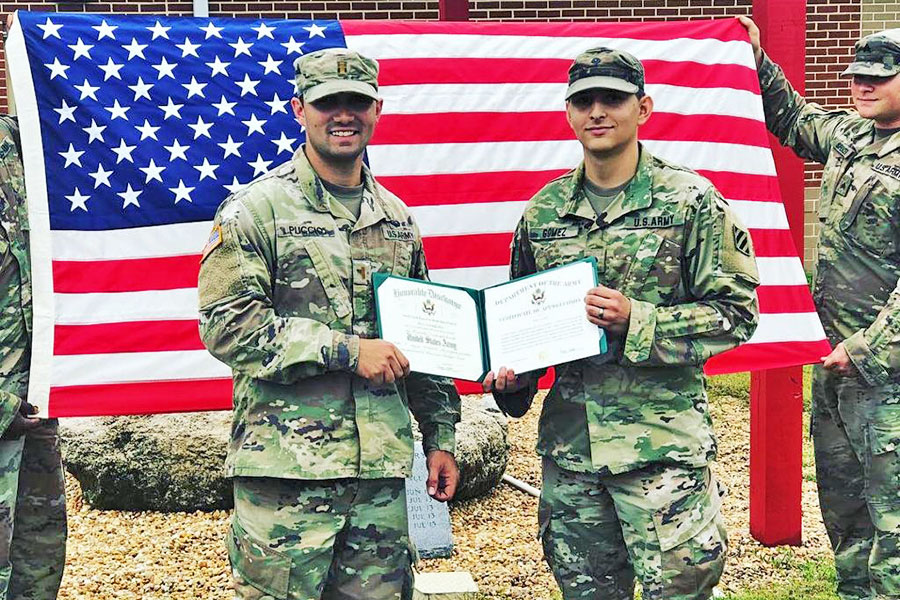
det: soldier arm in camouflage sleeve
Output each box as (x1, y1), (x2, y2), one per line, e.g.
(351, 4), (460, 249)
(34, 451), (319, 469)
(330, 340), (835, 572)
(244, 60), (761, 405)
(623, 187), (760, 366)
(404, 235), (460, 454)
(842, 278), (900, 386)
(756, 50), (855, 165)
(198, 196), (359, 383)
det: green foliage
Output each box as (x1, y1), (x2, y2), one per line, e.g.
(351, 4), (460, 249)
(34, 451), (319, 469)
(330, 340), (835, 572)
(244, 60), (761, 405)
(722, 558), (837, 600)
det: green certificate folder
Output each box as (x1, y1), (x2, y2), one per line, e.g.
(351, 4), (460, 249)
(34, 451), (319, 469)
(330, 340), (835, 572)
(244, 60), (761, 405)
(373, 257), (607, 382)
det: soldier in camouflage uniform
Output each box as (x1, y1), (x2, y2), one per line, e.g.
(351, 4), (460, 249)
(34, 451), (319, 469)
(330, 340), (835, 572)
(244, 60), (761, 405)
(0, 114), (67, 599)
(742, 18), (900, 600)
(483, 48), (760, 600)
(197, 48), (461, 600)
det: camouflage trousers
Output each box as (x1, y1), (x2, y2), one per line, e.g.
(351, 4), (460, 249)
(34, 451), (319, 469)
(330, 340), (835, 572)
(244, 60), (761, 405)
(0, 419), (67, 600)
(539, 457), (726, 600)
(812, 367), (900, 600)
(230, 476), (414, 600)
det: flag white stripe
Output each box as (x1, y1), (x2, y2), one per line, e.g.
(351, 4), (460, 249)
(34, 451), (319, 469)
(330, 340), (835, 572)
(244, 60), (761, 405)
(346, 34), (755, 68)
(51, 221), (212, 261)
(52, 350), (231, 386)
(55, 289), (200, 324)
(756, 257), (808, 286)
(367, 140), (775, 177)
(746, 312), (827, 344)
(48, 200), (789, 262)
(378, 83), (763, 121)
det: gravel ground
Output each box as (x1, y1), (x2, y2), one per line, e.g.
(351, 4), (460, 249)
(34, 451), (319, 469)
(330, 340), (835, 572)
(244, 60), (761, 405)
(56, 386), (831, 600)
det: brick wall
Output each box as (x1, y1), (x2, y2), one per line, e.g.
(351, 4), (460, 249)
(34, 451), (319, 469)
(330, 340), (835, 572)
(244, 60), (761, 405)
(0, 1), (864, 267)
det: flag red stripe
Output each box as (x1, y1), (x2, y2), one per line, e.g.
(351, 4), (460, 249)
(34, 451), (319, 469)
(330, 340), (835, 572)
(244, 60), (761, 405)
(373, 112), (769, 147)
(342, 19), (751, 43)
(377, 58), (757, 91)
(54, 320), (204, 355)
(48, 378), (234, 417)
(704, 339), (832, 375)
(53, 256), (200, 293)
(423, 232), (513, 270)
(748, 229), (799, 257)
(379, 170), (781, 207)
(756, 285), (817, 314)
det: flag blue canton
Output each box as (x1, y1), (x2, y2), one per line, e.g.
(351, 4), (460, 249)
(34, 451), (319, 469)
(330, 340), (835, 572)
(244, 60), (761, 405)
(19, 12), (346, 231)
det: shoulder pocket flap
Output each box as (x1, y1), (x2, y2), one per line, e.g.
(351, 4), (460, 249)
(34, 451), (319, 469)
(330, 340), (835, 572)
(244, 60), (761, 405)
(305, 240), (352, 319)
(227, 517), (291, 599)
(652, 477), (722, 552)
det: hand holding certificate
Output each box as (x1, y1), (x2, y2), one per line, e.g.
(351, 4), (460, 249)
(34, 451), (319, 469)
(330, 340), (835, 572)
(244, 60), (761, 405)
(373, 259), (607, 381)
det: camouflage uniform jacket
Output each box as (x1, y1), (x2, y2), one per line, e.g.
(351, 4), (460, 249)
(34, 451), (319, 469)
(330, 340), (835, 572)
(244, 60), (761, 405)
(198, 147), (460, 480)
(759, 52), (900, 388)
(0, 115), (30, 436)
(508, 147), (760, 475)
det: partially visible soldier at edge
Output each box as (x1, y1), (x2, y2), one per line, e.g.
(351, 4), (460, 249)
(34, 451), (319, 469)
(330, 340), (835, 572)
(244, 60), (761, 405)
(0, 108), (68, 596)
(741, 17), (900, 600)
(483, 47), (760, 600)
(197, 48), (461, 600)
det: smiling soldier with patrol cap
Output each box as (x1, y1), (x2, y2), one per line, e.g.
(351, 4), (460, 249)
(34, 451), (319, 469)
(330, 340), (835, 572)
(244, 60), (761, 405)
(483, 46), (760, 600)
(741, 18), (900, 600)
(197, 47), (461, 600)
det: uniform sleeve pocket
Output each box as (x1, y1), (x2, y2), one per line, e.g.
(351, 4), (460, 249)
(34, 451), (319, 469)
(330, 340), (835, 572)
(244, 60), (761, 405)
(652, 475), (723, 552)
(227, 516), (292, 599)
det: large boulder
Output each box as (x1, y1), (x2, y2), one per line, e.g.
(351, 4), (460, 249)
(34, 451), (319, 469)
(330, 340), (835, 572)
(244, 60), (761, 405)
(60, 397), (507, 511)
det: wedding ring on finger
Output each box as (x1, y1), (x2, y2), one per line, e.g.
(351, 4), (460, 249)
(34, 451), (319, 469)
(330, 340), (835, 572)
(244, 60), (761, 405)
(598, 307), (605, 320)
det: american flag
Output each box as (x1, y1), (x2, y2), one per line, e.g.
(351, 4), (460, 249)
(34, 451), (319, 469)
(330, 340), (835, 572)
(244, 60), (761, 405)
(7, 12), (830, 418)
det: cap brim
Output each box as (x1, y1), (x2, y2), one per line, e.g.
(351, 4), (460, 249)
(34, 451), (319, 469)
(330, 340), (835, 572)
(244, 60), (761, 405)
(565, 76), (639, 99)
(841, 61), (900, 77)
(303, 80), (379, 104)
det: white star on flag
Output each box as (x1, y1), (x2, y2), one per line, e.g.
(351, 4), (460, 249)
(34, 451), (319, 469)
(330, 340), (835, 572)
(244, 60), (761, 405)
(281, 36), (305, 55)
(83, 119), (107, 144)
(135, 119), (161, 141)
(242, 114), (267, 136)
(158, 98), (185, 120)
(89, 164), (113, 189)
(249, 154), (273, 176)
(230, 37), (254, 57)
(265, 93), (289, 115)
(37, 18), (63, 40)
(123, 37), (148, 59)
(304, 24), (327, 38)
(169, 180), (195, 204)
(44, 58), (70, 80)
(218, 135), (244, 158)
(258, 54), (283, 75)
(128, 77), (154, 101)
(139, 159), (166, 183)
(206, 56), (231, 77)
(194, 158), (220, 181)
(176, 37), (202, 58)
(182, 76), (208, 98)
(59, 144), (85, 168)
(200, 22), (223, 39)
(164, 139), (190, 162)
(212, 96), (237, 117)
(224, 177), (246, 195)
(152, 57), (178, 79)
(252, 22), (276, 39)
(236, 74), (261, 97)
(68, 37), (94, 60)
(147, 21), (171, 40)
(91, 19), (117, 40)
(98, 57), (124, 81)
(111, 139), (137, 163)
(54, 99), (77, 124)
(74, 79), (100, 101)
(104, 99), (131, 121)
(65, 188), (90, 212)
(272, 132), (297, 154)
(188, 116), (214, 139)
(118, 184), (143, 208)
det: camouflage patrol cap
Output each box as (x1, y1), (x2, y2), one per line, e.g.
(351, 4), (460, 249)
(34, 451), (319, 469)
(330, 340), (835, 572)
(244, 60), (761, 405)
(294, 48), (379, 103)
(842, 29), (900, 77)
(566, 47), (645, 100)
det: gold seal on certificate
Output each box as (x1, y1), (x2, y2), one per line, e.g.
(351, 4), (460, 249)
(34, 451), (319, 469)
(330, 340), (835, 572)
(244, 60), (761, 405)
(373, 258), (607, 381)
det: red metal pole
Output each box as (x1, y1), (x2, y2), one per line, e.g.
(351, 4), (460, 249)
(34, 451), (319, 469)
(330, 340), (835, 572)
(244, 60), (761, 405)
(438, 0), (469, 21)
(749, 0), (807, 547)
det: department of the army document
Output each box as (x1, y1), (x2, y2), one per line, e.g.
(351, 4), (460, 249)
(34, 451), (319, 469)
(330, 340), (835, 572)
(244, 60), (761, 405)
(373, 258), (606, 381)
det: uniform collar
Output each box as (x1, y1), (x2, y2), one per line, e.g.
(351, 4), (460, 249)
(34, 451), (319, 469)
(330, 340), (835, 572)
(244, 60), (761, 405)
(292, 145), (400, 227)
(556, 145), (654, 224)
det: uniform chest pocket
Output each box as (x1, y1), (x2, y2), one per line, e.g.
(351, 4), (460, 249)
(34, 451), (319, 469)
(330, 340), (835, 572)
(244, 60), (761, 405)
(391, 241), (414, 276)
(619, 231), (683, 303)
(840, 177), (898, 258)
(530, 228), (583, 271)
(274, 239), (352, 323)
